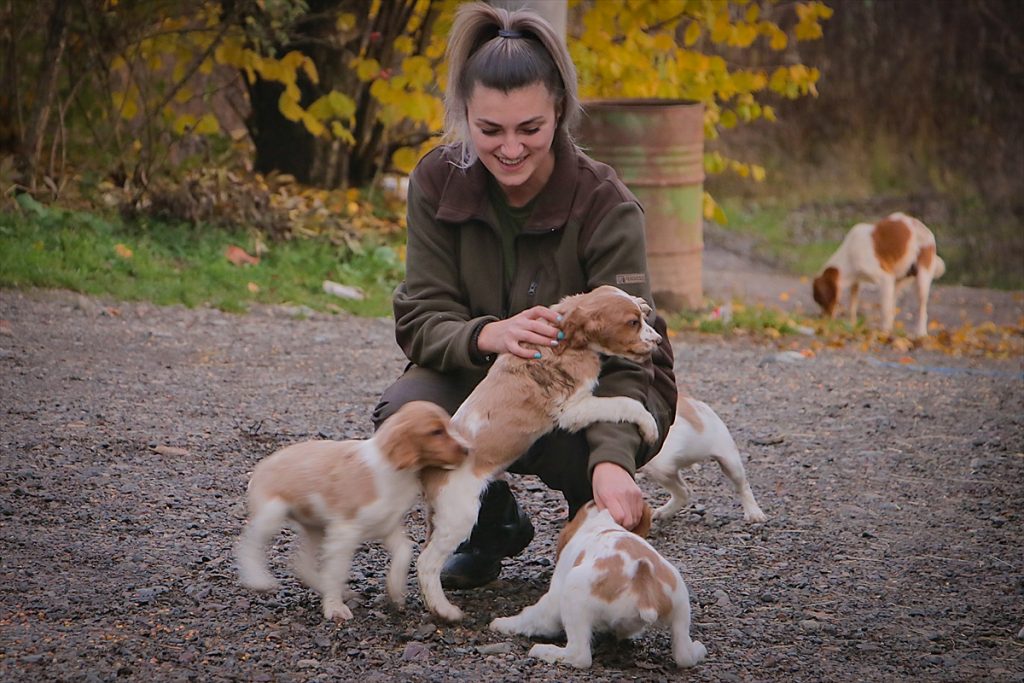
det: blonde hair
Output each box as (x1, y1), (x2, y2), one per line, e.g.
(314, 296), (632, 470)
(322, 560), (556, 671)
(443, 2), (580, 168)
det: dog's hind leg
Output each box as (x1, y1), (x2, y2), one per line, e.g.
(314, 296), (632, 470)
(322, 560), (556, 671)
(383, 526), (413, 609)
(320, 523), (360, 621)
(293, 525), (324, 593)
(490, 589), (564, 638)
(236, 497), (289, 591)
(706, 415), (766, 523)
(529, 599), (595, 668)
(670, 593), (706, 668)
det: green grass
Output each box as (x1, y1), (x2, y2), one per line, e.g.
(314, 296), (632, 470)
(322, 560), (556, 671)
(0, 196), (403, 316)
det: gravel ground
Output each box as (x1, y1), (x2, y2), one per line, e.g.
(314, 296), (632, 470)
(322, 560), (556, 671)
(1, 279), (1022, 682)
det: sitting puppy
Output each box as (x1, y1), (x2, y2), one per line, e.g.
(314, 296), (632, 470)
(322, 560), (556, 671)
(418, 285), (663, 622)
(812, 212), (945, 337)
(235, 401), (468, 621)
(639, 393), (767, 523)
(490, 501), (706, 669)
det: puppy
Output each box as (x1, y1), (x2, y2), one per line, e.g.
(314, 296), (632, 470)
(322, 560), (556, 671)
(812, 212), (945, 337)
(418, 285), (663, 622)
(639, 393), (767, 523)
(235, 401), (468, 621)
(490, 501), (706, 669)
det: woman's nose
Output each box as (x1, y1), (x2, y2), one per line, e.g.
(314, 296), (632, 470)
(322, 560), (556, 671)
(500, 136), (523, 157)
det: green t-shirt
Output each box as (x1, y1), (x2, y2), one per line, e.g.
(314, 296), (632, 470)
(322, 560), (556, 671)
(487, 177), (536, 287)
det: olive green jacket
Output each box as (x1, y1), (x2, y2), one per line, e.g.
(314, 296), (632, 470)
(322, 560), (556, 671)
(393, 136), (678, 475)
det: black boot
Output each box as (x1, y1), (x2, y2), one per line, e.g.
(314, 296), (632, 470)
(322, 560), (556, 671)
(440, 480), (534, 589)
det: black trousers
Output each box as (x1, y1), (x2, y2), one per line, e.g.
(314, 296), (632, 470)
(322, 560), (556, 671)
(372, 364), (668, 520)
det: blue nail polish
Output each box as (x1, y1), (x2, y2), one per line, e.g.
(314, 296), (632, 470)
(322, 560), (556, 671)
(557, 315), (564, 322)
(533, 351), (542, 359)
(557, 330), (565, 340)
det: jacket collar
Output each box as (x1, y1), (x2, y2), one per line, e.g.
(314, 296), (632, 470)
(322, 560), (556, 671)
(435, 134), (579, 232)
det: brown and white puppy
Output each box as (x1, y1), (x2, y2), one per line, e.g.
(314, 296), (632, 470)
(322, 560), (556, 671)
(236, 401), (468, 622)
(812, 212), (945, 337)
(418, 285), (662, 622)
(490, 501), (706, 669)
(638, 393), (766, 523)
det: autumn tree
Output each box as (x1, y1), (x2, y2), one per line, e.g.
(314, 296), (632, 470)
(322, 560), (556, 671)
(3, 0), (830, 203)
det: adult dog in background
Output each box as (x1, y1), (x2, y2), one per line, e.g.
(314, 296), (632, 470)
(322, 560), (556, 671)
(418, 285), (663, 622)
(812, 212), (945, 337)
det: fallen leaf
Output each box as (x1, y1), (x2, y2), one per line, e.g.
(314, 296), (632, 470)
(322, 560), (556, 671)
(114, 243), (133, 259)
(153, 445), (190, 456)
(898, 356), (915, 364)
(891, 337), (914, 352)
(247, 282), (260, 293)
(225, 245), (259, 266)
(779, 291), (790, 302)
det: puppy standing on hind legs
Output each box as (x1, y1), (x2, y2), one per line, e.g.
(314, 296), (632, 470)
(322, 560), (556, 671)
(236, 401), (468, 621)
(638, 394), (767, 524)
(490, 502), (706, 669)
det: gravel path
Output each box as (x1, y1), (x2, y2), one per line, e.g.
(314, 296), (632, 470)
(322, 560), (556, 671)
(2, 276), (1022, 682)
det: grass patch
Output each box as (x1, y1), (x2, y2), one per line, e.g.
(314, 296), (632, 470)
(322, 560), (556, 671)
(0, 196), (403, 316)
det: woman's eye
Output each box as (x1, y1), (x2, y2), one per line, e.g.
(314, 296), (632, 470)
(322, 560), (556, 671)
(521, 128), (540, 135)
(481, 129), (500, 136)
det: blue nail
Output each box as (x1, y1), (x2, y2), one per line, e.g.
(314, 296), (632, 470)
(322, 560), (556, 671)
(556, 314), (564, 322)
(557, 330), (565, 340)
(533, 351), (542, 359)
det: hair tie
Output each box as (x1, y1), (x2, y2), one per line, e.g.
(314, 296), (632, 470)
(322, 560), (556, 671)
(498, 28), (524, 39)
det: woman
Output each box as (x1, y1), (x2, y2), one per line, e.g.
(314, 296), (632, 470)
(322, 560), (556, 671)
(372, 2), (678, 589)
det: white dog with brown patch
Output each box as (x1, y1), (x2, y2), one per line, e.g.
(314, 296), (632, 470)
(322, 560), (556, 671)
(490, 501), (706, 669)
(639, 393), (767, 523)
(418, 285), (663, 622)
(236, 401), (468, 621)
(812, 212), (945, 337)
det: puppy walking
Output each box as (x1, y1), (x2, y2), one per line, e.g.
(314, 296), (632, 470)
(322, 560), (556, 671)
(812, 212), (945, 337)
(491, 502), (706, 669)
(639, 394), (767, 523)
(418, 285), (663, 622)
(236, 401), (468, 621)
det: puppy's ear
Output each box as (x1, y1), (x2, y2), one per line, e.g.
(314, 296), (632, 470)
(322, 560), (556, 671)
(630, 503), (653, 539)
(553, 307), (588, 353)
(388, 440), (420, 470)
(812, 267), (838, 315)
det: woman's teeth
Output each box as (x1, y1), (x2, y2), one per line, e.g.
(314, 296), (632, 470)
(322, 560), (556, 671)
(498, 155), (524, 167)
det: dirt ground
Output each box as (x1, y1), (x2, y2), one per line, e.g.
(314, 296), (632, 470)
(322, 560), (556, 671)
(2, 250), (1022, 682)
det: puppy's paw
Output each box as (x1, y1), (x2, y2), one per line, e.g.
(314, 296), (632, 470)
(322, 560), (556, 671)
(322, 600), (354, 622)
(430, 600), (464, 623)
(675, 640), (707, 668)
(529, 644), (591, 668)
(239, 569), (279, 593)
(489, 616), (523, 634)
(744, 507), (768, 524)
(638, 414), (659, 444)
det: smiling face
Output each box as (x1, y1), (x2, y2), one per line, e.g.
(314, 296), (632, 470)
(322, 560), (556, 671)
(466, 82), (558, 207)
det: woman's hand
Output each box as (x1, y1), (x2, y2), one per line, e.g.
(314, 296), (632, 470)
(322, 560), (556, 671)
(592, 461), (645, 530)
(477, 306), (563, 359)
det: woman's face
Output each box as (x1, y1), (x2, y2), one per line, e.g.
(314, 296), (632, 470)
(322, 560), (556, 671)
(466, 81), (559, 206)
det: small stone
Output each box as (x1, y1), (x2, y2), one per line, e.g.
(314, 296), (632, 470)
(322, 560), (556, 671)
(476, 642), (514, 655)
(1017, 626), (1024, 640)
(799, 620), (824, 633)
(401, 642), (430, 662)
(296, 659), (320, 669)
(713, 589), (732, 607)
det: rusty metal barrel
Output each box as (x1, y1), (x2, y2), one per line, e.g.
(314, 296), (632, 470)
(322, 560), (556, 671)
(577, 99), (705, 310)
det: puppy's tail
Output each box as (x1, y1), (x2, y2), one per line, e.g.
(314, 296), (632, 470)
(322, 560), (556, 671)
(633, 559), (664, 625)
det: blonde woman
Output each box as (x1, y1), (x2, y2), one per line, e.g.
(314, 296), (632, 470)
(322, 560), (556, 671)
(372, 2), (677, 589)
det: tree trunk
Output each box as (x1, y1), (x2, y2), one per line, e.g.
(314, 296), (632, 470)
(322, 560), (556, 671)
(17, 0), (70, 189)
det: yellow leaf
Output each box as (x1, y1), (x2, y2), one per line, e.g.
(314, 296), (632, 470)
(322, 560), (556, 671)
(194, 113), (220, 135)
(247, 282), (260, 293)
(114, 243), (133, 259)
(391, 147), (420, 174)
(278, 93), (304, 122)
(355, 58), (381, 82)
